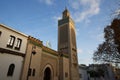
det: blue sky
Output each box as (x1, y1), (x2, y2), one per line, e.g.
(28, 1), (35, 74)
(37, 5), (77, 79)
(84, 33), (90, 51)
(0, 0), (119, 65)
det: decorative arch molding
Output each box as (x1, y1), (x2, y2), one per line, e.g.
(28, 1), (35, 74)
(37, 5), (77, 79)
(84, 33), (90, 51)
(41, 64), (54, 80)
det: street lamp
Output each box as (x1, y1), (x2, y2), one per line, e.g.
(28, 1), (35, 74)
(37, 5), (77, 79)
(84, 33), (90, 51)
(27, 46), (36, 80)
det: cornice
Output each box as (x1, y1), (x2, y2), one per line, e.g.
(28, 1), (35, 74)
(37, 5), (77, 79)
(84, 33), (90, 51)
(28, 36), (43, 47)
(42, 46), (58, 57)
(0, 48), (25, 57)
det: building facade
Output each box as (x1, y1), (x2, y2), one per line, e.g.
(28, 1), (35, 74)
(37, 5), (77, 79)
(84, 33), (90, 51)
(58, 8), (80, 80)
(0, 24), (28, 80)
(21, 36), (60, 80)
(22, 9), (79, 80)
(79, 64), (88, 80)
(0, 9), (80, 80)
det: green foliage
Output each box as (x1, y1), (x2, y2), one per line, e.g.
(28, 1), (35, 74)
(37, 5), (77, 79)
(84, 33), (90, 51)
(87, 69), (104, 77)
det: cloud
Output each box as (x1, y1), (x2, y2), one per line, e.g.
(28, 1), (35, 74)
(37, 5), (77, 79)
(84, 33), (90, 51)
(88, 27), (104, 42)
(39, 0), (54, 5)
(113, 8), (120, 18)
(52, 15), (62, 25)
(69, 0), (100, 22)
(77, 48), (83, 54)
(53, 16), (61, 21)
(78, 53), (93, 65)
(90, 32), (104, 42)
(78, 58), (93, 65)
(70, 1), (81, 10)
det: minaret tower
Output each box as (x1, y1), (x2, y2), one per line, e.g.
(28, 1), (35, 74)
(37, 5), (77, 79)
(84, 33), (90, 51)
(58, 8), (79, 80)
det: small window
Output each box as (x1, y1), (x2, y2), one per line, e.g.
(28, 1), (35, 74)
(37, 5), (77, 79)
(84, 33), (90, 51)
(28, 68), (32, 76)
(7, 64), (15, 76)
(32, 69), (35, 76)
(7, 35), (15, 48)
(15, 38), (22, 50)
(65, 72), (68, 77)
(0, 31), (2, 36)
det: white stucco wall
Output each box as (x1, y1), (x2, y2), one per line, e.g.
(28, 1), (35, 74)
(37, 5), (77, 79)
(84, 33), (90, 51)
(0, 53), (23, 80)
(0, 24), (28, 80)
(79, 67), (88, 80)
(0, 24), (28, 54)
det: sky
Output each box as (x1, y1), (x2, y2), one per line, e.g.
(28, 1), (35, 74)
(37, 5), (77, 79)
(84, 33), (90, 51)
(0, 0), (120, 65)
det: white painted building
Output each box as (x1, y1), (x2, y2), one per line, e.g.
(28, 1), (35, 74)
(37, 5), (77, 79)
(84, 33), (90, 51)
(0, 24), (28, 80)
(79, 64), (88, 80)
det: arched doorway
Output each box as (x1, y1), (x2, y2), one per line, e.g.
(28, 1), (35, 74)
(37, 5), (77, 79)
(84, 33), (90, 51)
(43, 67), (51, 80)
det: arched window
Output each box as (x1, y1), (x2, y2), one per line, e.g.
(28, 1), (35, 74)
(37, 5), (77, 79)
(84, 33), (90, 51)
(7, 64), (15, 76)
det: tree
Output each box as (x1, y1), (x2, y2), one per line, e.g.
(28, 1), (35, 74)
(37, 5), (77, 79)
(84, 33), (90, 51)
(110, 19), (120, 53)
(93, 25), (120, 63)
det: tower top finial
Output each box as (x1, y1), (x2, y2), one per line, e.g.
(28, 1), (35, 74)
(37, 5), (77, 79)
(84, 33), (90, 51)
(62, 7), (70, 19)
(64, 6), (68, 12)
